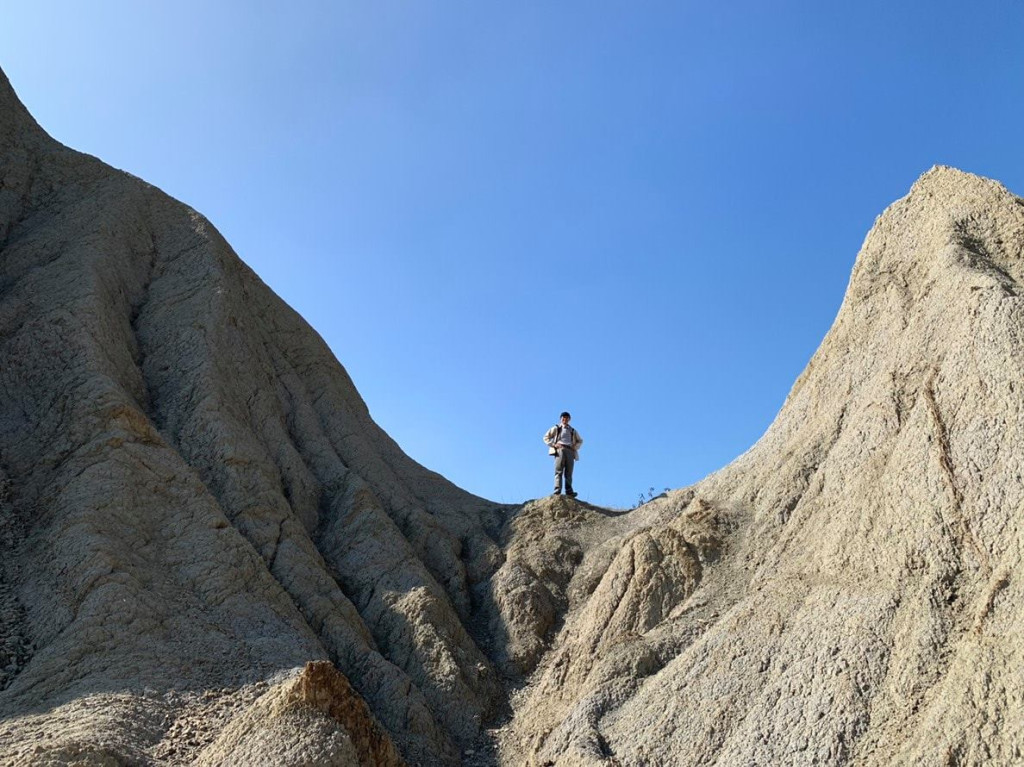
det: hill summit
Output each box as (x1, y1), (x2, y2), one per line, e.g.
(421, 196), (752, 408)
(2, 65), (1023, 766)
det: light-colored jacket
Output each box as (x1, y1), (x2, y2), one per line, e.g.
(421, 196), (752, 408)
(544, 424), (583, 459)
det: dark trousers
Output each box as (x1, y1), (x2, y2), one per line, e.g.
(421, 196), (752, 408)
(554, 447), (575, 493)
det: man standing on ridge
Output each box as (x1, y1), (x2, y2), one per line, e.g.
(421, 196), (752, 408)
(544, 411), (583, 497)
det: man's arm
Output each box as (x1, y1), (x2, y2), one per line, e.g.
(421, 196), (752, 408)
(543, 426), (557, 446)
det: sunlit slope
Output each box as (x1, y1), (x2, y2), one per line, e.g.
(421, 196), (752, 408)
(503, 166), (1024, 766)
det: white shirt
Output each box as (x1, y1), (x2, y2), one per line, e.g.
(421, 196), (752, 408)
(558, 425), (574, 446)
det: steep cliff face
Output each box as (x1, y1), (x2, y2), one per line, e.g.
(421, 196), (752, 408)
(0, 67), (507, 766)
(2, 62), (1023, 767)
(503, 166), (1024, 766)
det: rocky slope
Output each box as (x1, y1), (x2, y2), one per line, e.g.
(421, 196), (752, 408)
(0, 66), (506, 766)
(2, 62), (1024, 766)
(498, 166), (1024, 766)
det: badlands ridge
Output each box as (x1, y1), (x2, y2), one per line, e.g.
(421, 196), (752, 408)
(1, 66), (1022, 765)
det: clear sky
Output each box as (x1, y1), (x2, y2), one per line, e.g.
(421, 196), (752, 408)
(3, 2), (1023, 508)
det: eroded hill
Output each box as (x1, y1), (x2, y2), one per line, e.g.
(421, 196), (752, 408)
(0, 66), (507, 766)
(2, 64), (1023, 766)
(499, 165), (1024, 766)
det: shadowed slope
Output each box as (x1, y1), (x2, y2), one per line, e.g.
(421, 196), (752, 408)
(0, 67), (507, 766)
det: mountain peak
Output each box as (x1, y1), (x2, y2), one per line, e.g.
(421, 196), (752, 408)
(904, 163), (1018, 210)
(0, 65), (43, 146)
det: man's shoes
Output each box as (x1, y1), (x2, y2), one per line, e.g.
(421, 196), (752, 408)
(552, 491), (561, 496)
(568, 491), (578, 498)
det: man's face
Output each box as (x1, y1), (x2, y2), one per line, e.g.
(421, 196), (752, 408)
(560, 415), (570, 426)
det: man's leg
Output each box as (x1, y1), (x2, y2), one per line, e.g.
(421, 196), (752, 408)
(553, 450), (564, 494)
(564, 452), (575, 495)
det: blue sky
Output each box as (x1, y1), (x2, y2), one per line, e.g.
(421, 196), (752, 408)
(3, 2), (1023, 507)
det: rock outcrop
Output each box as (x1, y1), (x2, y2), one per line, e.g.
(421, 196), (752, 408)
(194, 661), (403, 766)
(2, 62), (1024, 766)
